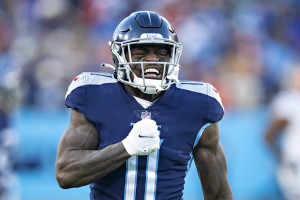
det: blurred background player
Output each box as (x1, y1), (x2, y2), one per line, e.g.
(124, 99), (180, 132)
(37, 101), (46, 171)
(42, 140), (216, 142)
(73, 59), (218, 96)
(265, 64), (300, 200)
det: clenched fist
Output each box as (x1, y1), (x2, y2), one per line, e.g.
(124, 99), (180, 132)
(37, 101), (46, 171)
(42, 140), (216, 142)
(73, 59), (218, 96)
(122, 119), (160, 156)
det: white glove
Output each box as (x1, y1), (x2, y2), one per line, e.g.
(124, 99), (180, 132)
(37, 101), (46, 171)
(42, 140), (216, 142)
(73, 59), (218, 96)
(122, 119), (160, 156)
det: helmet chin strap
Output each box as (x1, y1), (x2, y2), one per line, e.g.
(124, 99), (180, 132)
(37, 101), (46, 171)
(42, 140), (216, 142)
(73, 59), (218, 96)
(132, 76), (165, 94)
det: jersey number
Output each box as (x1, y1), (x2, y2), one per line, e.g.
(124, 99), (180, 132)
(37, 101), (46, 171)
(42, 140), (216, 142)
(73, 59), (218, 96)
(124, 125), (161, 200)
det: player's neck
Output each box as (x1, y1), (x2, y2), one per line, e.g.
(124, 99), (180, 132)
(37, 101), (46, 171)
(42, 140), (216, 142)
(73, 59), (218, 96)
(124, 84), (163, 102)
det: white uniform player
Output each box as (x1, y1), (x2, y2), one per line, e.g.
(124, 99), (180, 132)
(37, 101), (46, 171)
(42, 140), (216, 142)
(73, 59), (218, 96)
(266, 67), (300, 200)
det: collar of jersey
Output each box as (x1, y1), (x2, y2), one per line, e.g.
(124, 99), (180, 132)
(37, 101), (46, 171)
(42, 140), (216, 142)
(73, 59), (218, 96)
(118, 83), (176, 111)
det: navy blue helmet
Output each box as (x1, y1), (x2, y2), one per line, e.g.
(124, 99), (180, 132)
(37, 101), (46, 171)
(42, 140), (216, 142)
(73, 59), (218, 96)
(107, 11), (182, 94)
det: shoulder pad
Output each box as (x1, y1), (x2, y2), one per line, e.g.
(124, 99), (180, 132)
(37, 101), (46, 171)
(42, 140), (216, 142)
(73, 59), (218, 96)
(177, 81), (223, 108)
(177, 81), (206, 93)
(65, 72), (117, 99)
(207, 83), (223, 109)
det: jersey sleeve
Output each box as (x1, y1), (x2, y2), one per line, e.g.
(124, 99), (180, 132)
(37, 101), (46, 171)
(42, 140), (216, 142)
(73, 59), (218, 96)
(65, 73), (87, 115)
(271, 90), (292, 120)
(206, 84), (224, 123)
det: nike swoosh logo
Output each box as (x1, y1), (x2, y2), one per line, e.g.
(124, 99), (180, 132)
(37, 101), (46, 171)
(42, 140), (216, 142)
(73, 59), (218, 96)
(138, 134), (155, 138)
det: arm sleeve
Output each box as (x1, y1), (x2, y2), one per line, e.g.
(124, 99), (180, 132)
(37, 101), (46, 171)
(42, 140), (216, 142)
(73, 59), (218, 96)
(65, 87), (86, 115)
(206, 84), (224, 123)
(65, 73), (87, 115)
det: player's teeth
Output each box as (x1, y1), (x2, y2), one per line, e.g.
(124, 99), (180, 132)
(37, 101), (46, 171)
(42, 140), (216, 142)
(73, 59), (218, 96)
(145, 68), (159, 74)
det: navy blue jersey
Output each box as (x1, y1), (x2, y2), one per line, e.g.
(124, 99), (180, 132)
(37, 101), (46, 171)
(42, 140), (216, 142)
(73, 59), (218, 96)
(65, 72), (224, 200)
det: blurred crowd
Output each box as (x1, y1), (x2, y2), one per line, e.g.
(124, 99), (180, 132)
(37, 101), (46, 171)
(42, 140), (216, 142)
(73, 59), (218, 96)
(0, 0), (300, 111)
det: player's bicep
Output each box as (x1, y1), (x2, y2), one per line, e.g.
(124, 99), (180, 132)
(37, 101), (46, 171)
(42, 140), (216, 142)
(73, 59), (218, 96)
(197, 123), (219, 150)
(193, 123), (231, 198)
(57, 110), (99, 157)
(193, 123), (221, 175)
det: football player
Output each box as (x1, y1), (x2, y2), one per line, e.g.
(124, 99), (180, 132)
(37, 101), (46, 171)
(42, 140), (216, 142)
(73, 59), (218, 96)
(55, 11), (233, 200)
(265, 66), (300, 200)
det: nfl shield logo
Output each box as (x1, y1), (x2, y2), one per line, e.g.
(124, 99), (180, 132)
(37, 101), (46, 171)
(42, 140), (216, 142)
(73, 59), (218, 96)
(141, 111), (151, 119)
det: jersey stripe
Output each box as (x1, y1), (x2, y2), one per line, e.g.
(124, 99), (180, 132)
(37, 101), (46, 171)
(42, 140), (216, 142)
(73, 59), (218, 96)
(124, 156), (138, 200)
(144, 150), (159, 200)
(180, 82), (203, 85)
(193, 122), (212, 148)
(144, 128), (162, 200)
(177, 81), (223, 109)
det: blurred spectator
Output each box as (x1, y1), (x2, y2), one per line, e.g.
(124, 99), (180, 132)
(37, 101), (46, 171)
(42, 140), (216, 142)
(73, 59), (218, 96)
(265, 64), (300, 200)
(0, 117), (19, 200)
(0, 69), (20, 199)
(0, 4), (21, 198)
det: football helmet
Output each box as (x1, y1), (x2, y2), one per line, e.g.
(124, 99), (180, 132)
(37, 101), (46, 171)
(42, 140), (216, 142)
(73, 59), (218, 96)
(105, 11), (182, 94)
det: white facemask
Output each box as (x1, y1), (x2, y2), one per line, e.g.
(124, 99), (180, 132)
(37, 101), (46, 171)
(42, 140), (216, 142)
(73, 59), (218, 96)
(133, 76), (166, 94)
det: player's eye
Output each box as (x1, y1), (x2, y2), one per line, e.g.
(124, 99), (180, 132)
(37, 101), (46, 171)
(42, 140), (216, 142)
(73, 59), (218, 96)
(157, 49), (168, 56)
(132, 51), (145, 56)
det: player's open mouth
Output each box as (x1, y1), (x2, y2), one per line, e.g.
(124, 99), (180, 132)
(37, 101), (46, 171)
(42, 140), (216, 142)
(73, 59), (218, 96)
(143, 67), (161, 79)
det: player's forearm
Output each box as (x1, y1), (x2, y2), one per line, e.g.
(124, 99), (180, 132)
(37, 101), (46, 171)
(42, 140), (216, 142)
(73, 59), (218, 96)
(207, 179), (232, 200)
(195, 144), (233, 200)
(200, 164), (232, 199)
(55, 142), (130, 189)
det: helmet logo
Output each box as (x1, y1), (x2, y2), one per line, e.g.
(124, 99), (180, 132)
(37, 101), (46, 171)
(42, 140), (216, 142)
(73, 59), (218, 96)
(140, 33), (163, 39)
